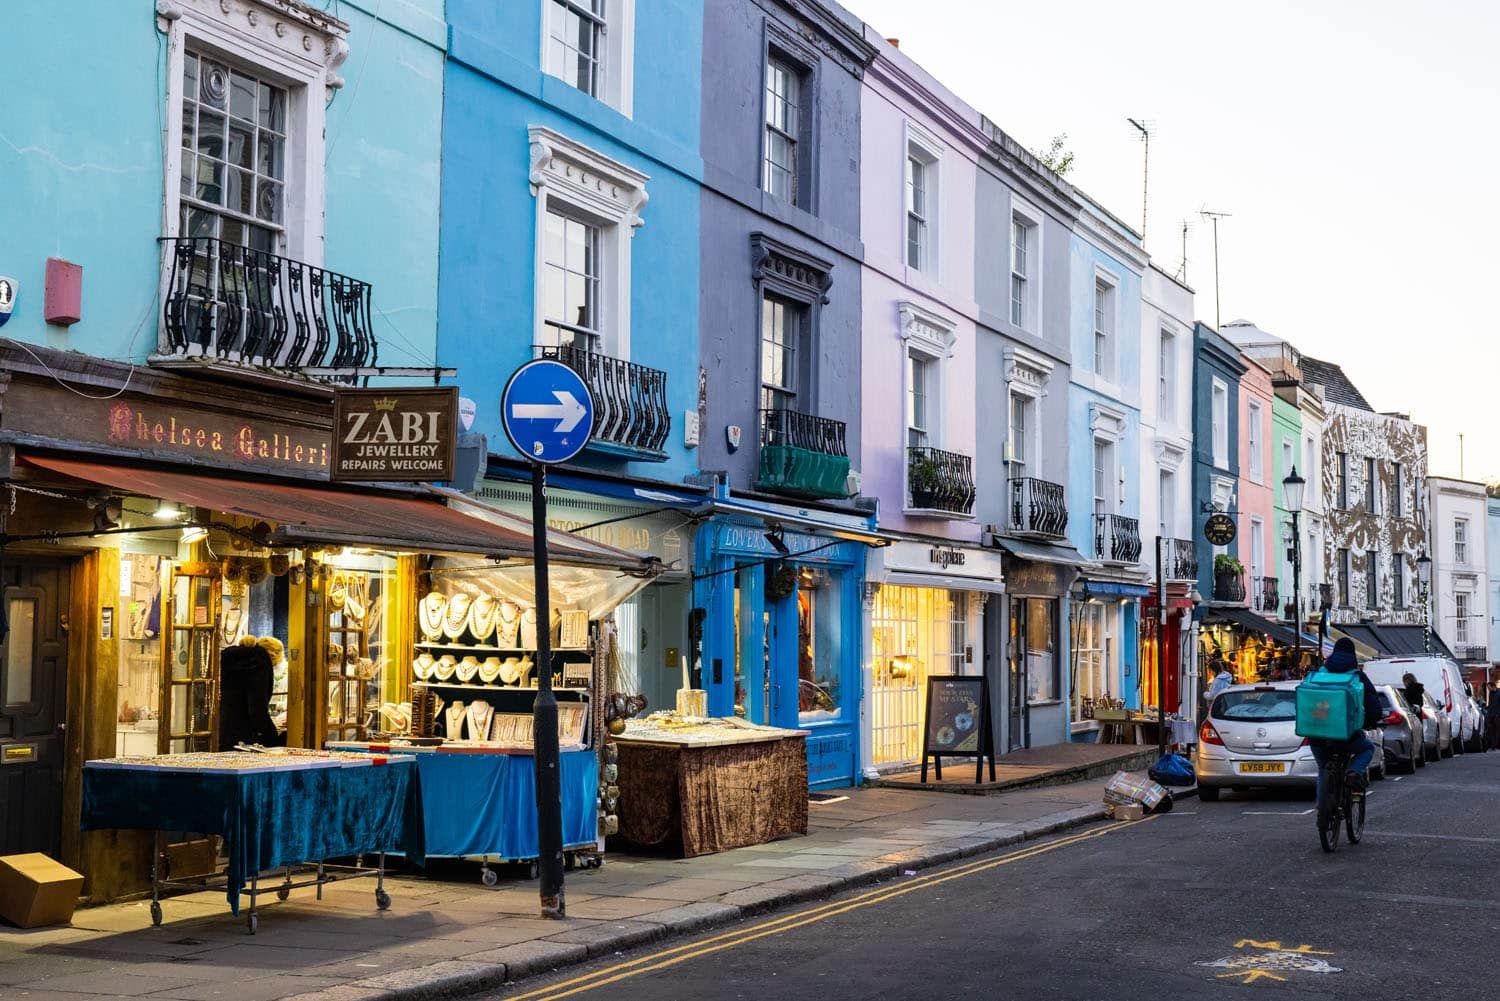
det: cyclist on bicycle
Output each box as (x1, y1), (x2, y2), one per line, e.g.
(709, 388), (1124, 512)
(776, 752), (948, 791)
(1309, 637), (1383, 795)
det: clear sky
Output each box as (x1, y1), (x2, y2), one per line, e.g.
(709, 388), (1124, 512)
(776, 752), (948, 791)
(839, 0), (1498, 483)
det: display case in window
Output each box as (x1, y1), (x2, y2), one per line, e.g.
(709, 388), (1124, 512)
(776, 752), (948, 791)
(325, 568), (373, 742)
(159, 562), (221, 754)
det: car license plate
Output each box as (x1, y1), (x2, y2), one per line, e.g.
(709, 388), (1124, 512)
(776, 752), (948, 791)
(1238, 761), (1287, 774)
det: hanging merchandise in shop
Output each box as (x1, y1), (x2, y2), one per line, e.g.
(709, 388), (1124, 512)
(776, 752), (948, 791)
(332, 387), (458, 482)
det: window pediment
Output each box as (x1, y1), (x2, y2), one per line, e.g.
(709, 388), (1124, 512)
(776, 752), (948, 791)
(898, 301), (956, 357)
(1090, 401), (1127, 442)
(750, 233), (832, 304)
(1003, 346), (1053, 394)
(157, 0), (350, 88)
(529, 126), (650, 229)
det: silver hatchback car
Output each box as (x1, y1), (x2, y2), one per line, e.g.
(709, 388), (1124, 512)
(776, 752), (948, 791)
(1196, 683), (1318, 801)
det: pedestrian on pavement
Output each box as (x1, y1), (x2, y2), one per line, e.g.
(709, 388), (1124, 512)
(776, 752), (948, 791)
(1204, 657), (1233, 712)
(1487, 685), (1500, 750)
(1402, 672), (1426, 712)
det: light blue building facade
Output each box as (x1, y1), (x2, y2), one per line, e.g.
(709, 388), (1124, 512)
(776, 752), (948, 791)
(1065, 205), (1149, 734)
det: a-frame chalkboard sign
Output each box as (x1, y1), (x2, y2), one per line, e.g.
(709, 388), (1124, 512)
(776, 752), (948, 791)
(920, 675), (996, 784)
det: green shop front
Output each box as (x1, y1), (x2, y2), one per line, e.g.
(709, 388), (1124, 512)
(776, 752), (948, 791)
(695, 496), (881, 788)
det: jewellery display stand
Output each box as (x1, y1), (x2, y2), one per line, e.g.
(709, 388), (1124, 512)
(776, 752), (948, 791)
(326, 570), (370, 743)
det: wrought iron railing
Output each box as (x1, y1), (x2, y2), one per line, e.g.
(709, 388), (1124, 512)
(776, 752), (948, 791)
(1007, 476), (1067, 537)
(907, 447), (975, 515)
(1166, 538), (1198, 582)
(553, 344), (670, 456)
(1318, 583), (1335, 610)
(759, 408), (847, 456)
(160, 237), (374, 378)
(1253, 575), (1280, 614)
(1094, 514), (1142, 563)
(1213, 572), (1247, 604)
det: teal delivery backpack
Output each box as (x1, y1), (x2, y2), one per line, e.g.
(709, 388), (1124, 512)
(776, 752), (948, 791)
(1295, 670), (1364, 741)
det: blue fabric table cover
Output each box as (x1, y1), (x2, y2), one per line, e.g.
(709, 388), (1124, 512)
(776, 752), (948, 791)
(336, 746), (597, 859)
(81, 759), (424, 914)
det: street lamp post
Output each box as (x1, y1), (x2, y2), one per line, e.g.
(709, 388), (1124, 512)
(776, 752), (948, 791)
(1417, 551), (1433, 655)
(1282, 467), (1306, 668)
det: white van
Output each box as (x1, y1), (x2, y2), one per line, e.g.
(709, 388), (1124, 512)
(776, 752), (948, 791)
(1364, 656), (1480, 754)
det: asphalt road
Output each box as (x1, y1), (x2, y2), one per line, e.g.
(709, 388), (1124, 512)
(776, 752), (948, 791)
(488, 750), (1500, 1001)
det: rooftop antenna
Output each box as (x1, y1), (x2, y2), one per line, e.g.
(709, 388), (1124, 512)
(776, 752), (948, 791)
(1200, 207), (1232, 330)
(1127, 118), (1152, 245)
(1175, 218), (1190, 283)
(1460, 433), (1465, 479)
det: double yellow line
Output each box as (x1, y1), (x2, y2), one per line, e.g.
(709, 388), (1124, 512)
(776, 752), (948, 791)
(504, 816), (1152, 1000)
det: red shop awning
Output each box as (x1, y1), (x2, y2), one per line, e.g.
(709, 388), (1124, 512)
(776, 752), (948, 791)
(19, 453), (652, 569)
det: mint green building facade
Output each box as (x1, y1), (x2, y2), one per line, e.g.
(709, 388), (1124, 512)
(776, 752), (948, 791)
(1271, 394), (1303, 617)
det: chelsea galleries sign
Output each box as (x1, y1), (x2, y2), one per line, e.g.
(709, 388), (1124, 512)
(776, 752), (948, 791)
(332, 387), (458, 482)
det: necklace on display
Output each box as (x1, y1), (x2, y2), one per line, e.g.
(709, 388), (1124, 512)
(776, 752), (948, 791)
(445, 701), (466, 740)
(469, 594), (498, 644)
(465, 700), (495, 742)
(419, 593), (447, 641)
(518, 606), (537, 649)
(443, 593), (472, 641)
(498, 601), (522, 647)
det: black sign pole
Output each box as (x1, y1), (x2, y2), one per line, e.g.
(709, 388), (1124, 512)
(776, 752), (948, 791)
(530, 461), (565, 918)
(1156, 537), (1167, 762)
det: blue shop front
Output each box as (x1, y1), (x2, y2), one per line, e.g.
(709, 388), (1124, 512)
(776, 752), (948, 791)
(695, 497), (879, 789)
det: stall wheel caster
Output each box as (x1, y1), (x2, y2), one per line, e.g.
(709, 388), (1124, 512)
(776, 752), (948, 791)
(276, 887), (290, 902)
(150, 901), (162, 926)
(480, 867), (499, 887)
(375, 889), (392, 911)
(588, 856), (603, 870)
(247, 913), (258, 935)
(527, 862), (539, 880)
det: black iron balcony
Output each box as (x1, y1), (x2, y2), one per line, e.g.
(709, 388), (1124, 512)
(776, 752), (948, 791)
(1253, 575), (1280, 615)
(1094, 514), (1142, 563)
(160, 237), (374, 379)
(1007, 476), (1067, 538)
(1165, 538), (1198, 582)
(553, 344), (670, 459)
(1213, 571), (1247, 605)
(1318, 583), (1335, 610)
(907, 447), (975, 516)
(757, 409), (851, 500)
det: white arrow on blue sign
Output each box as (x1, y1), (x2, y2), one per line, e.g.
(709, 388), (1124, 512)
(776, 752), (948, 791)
(501, 359), (595, 464)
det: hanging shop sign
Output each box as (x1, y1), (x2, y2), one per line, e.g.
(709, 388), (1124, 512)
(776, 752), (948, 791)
(331, 387), (458, 482)
(0, 277), (15, 328)
(1204, 513), (1237, 546)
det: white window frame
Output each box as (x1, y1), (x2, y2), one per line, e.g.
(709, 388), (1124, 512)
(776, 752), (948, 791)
(1364, 456), (1379, 514)
(1211, 378), (1229, 469)
(529, 126), (649, 358)
(1157, 327), (1175, 424)
(1009, 199), (1043, 332)
(906, 349), (934, 449)
(1455, 517), (1469, 565)
(903, 122), (943, 279)
(1249, 517), (1265, 579)
(540, 0), (636, 116)
(1002, 346), (1052, 478)
(1281, 438), (1294, 487)
(1158, 466), (1176, 540)
(900, 302), (959, 515)
(1456, 590), (1471, 644)
(1304, 433), (1319, 509)
(1247, 399), (1264, 483)
(1092, 268), (1118, 381)
(158, 0), (349, 267)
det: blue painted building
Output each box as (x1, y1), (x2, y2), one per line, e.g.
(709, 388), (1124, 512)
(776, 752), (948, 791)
(434, 1), (709, 758)
(1192, 322), (1247, 604)
(1063, 203), (1150, 733)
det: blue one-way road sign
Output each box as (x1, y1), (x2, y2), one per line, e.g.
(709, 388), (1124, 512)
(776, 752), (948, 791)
(501, 359), (594, 464)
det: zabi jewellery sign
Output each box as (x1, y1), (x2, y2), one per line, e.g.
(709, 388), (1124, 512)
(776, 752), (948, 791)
(1204, 513), (1237, 546)
(332, 387), (458, 482)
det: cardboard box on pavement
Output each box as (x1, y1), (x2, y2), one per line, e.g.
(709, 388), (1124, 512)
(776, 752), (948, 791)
(0, 853), (84, 928)
(1111, 803), (1145, 822)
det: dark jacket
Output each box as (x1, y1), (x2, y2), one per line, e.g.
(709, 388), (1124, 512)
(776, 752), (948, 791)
(1403, 681), (1427, 712)
(1487, 689), (1500, 715)
(219, 644), (278, 750)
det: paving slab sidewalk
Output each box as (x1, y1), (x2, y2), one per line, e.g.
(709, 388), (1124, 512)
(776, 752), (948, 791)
(4, 781), (1116, 1001)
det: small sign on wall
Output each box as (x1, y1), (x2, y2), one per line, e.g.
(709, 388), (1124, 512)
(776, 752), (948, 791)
(100, 606), (113, 640)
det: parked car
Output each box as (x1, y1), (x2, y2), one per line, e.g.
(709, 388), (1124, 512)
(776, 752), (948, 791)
(1463, 693), (1488, 753)
(1365, 656), (1479, 754)
(1366, 722), (1386, 780)
(1420, 690), (1453, 760)
(1375, 683), (1422, 774)
(1197, 684), (1313, 800)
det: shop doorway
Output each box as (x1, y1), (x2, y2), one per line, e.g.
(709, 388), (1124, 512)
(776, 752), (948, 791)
(0, 558), (72, 858)
(869, 585), (968, 768)
(1007, 599), (1027, 751)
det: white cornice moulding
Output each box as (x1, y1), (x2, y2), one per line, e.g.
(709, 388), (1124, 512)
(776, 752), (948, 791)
(898, 300), (957, 357)
(529, 126), (650, 229)
(163, 0), (350, 81)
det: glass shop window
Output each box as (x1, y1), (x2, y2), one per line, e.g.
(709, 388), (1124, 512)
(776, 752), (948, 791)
(796, 567), (843, 724)
(1024, 598), (1058, 703)
(322, 551), (398, 741)
(116, 552), (166, 756)
(3, 596), (36, 706)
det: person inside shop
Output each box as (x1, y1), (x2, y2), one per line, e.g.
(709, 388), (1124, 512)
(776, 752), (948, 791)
(1203, 656), (1234, 712)
(1401, 671), (1426, 713)
(220, 635), (279, 750)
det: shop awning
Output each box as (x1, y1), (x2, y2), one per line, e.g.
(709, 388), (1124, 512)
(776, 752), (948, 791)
(883, 570), (1005, 594)
(1079, 579), (1152, 599)
(1334, 622), (1454, 660)
(702, 495), (890, 547)
(19, 454), (655, 570)
(1201, 606), (1331, 654)
(991, 536), (1089, 567)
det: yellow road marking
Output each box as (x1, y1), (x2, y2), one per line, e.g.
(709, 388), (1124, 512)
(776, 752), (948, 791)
(1218, 970), (1287, 984)
(1233, 939), (1332, 955)
(503, 817), (1154, 1001)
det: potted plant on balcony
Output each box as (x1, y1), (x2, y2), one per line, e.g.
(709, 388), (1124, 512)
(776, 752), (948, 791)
(908, 450), (944, 510)
(1213, 554), (1245, 601)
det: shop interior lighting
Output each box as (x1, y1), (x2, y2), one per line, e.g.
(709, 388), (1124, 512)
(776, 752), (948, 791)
(180, 526), (209, 544)
(153, 500), (183, 520)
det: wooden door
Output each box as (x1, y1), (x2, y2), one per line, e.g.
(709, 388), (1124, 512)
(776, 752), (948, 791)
(0, 559), (72, 857)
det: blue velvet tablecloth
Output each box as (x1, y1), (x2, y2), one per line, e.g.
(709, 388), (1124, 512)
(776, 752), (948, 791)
(334, 746), (597, 859)
(81, 759), (424, 914)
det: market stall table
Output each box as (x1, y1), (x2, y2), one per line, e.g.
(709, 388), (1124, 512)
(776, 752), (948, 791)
(610, 716), (808, 857)
(81, 750), (423, 932)
(329, 740), (599, 882)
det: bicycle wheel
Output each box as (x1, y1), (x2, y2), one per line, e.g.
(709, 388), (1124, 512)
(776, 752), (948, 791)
(1318, 768), (1342, 853)
(1345, 787), (1365, 844)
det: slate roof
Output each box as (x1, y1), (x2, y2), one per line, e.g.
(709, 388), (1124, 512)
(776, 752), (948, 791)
(1300, 356), (1373, 412)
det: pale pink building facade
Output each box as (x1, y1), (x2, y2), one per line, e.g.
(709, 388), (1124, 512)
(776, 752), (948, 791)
(1237, 356), (1278, 611)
